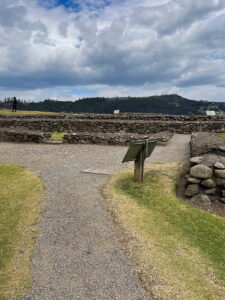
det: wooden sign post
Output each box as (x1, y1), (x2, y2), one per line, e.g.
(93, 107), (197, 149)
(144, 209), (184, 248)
(134, 146), (144, 182)
(122, 139), (157, 182)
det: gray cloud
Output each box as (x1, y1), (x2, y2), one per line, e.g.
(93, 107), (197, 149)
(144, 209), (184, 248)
(58, 22), (69, 37)
(0, 0), (225, 100)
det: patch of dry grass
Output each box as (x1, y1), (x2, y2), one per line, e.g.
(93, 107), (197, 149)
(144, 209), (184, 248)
(104, 163), (225, 299)
(0, 109), (57, 115)
(0, 163), (44, 298)
(50, 132), (67, 142)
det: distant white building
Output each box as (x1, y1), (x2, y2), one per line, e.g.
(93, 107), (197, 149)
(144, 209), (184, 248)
(114, 110), (120, 114)
(206, 111), (216, 116)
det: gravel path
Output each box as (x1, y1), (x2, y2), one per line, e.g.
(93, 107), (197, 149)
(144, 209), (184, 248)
(0, 134), (190, 300)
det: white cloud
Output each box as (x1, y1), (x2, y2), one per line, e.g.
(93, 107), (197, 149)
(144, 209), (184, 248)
(0, 0), (225, 101)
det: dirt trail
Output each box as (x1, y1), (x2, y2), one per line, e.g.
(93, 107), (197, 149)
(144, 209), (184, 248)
(0, 134), (190, 299)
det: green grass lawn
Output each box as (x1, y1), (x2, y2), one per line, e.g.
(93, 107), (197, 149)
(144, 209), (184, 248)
(105, 163), (225, 299)
(0, 163), (44, 298)
(0, 109), (57, 115)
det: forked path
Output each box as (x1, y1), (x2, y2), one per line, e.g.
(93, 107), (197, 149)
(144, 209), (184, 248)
(0, 134), (190, 299)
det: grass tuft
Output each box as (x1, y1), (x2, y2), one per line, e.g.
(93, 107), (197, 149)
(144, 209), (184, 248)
(219, 135), (225, 141)
(50, 132), (67, 142)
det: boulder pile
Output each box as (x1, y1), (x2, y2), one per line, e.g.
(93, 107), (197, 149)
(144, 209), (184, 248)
(185, 157), (225, 205)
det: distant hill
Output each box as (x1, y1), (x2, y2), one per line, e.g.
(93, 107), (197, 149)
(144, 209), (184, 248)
(1, 94), (225, 115)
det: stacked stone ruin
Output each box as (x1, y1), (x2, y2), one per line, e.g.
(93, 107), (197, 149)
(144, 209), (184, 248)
(185, 159), (225, 205)
(1, 113), (225, 210)
(0, 128), (51, 143)
(1, 113), (225, 145)
(184, 132), (225, 207)
(0, 112), (175, 145)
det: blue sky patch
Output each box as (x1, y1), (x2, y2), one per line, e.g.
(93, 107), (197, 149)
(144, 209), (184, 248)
(38, 0), (114, 11)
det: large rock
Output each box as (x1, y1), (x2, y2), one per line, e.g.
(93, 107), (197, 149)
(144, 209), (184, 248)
(185, 184), (199, 197)
(201, 179), (216, 188)
(190, 156), (203, 164)
(215, 178), (225, 187)
(191, 194), (211, 205)
(191, 132), (225, 157)
(187, 177), (201, 184)
(204, 188), (217, 195)
(190, 164), (213, 179)
(214, 162), (225, 169)
(214, 169), (225, 178)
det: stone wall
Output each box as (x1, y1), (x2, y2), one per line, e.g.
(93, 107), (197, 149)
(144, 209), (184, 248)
(1, 118), (225, 134)
(0, 128), (51, 143)
(64, 131), (172, 146)
(191, 132), (225, 156)
(0, 126), (172, 145)
(185, 159), (225, 205)
(184, 132), (225, 208)
(1, 112), (225, 121)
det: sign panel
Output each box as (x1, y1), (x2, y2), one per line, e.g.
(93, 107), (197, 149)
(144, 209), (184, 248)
(122, 139), (157, 163)
(145, 140), (157, 157)
(122, 143), (143, 163)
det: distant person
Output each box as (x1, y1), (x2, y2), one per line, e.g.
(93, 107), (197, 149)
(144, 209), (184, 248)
(12, 97), (17, 112)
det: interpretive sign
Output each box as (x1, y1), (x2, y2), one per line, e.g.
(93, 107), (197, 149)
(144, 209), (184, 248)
(122, 139), (157, 182)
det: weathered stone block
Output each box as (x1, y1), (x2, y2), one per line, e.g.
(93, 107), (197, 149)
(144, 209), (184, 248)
(215, 178), (225, 187)
(190, 164), (213, 179)
(190, 156), (203, 164)
(191, 194), (211, 205)
(185, 184), (199, 197)
(214, 162), (225, 169)
(204, 188), (217, 195)
(187, 177), (201, 184)
(214, 169), (225, 178)
(201, 179), (216, 188)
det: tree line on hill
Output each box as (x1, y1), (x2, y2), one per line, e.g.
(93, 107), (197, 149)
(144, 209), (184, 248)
(1, 94), (225, 115)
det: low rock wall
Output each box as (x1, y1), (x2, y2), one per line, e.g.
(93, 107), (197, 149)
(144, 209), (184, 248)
(184, 132), (225, 208)
(1, 113), (225, 121)
(191, 132), (225, 156)
(64, 131), (172, 146)
(1, 118), (225, 134)
(185, 160), (225, 205)
(0, 128), (51, 143)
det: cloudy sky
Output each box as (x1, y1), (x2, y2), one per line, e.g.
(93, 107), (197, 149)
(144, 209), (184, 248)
(0, 0), (225, 101)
